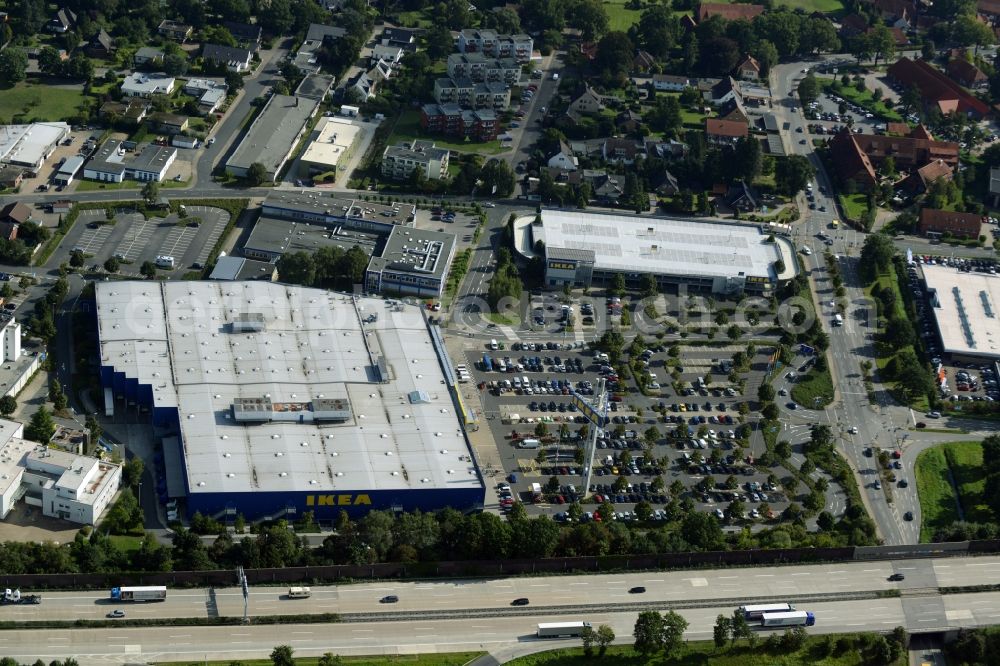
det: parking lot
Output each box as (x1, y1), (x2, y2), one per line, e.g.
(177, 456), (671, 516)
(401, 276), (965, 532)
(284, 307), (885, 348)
(463, 307), (803, 528)
(68, 206), (231, 272)
(414, 208), (481, 249)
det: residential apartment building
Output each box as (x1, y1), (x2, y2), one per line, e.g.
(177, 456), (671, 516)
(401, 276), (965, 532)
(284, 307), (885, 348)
(456, 29), (532, 62)
(420, 103), (499, 141)
(433, 78), (510, 109)
(381, 140), (450, 181)
(447, 53), (521, 84)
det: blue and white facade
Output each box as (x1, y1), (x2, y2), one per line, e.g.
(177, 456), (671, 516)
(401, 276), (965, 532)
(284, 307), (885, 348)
(96, 281), (484, 520)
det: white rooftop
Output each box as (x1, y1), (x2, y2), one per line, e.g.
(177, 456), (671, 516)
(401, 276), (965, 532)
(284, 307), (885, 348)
(95, 281), (479, 495)
(0, 122), (70, 168)
(300, 117), (361, 168)
(535, 209), (782, 280)
(924, 264), (1000, 359)
(122, 72), (176, 95)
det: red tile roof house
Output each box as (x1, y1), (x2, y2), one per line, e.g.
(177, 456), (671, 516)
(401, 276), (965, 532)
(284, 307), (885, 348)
(887, 57), (990, 118)
(695, 3), (764, 23)
(705, 117), (749, 146)
(946, 58), (989, 89)
(918, 208), (983, 238)
(829, 130), (878, 190)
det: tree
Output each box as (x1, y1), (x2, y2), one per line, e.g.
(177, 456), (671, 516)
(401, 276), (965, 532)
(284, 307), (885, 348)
(0, 47), (28, 84)
(123, 457), (144, 488)
(140, 261), (157, 279)
(633, 611), (666, 655)
(859, 233), (895, 281)
(662, 610), (688, 658)
(269, 645), (295, 666)
(225, 69), (244, 91)
(277, 251), (316, 286)
(775, 155), (815, 196)
(479, 159), (515, 197)
(954, 14), (995, 55)
(569, 0), (609, 40)
(595, 624), (615, 656)
(594, 31), (634, 80)
(69, 250), (85, 269)
(25, 406), (55, 443)
(797, 73), (819, 104)
(867, 25), (895, 66)
(731, 136), (762, 183)
(246, 162), (269, 186)
(142, 181), (160, 203)
(775, 440), (792, 459)
(37, 46), (63, 75)
(104, 256), (120, 273)
(0, 395), (15, 416)
(636, 5), (678, 58)
(757, 383), (775, 403)
(65, 53), (93, 81)
(162, 53), (188, 76)
(731, 609), (753, 646)
(580, 625), (596, 656)
(259, 0), (294, 34)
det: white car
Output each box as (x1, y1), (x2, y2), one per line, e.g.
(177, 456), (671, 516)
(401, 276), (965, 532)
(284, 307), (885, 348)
(848, 426), (858, 434)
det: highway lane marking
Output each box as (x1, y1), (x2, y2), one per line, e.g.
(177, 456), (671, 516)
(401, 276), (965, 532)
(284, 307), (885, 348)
(168, 635), (191, 638)
(791, 573), (810, 576)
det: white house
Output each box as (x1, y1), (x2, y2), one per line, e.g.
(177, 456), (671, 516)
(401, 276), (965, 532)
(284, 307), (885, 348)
(547, 140), (578, 171)
(121, 72), (176, 98)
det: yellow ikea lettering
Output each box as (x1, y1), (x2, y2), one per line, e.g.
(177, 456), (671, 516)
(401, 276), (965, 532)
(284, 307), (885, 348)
(305, 494), (372, 506)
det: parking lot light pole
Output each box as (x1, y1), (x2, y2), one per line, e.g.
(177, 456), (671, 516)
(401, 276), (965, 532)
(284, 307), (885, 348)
(577, 377), (607, 501)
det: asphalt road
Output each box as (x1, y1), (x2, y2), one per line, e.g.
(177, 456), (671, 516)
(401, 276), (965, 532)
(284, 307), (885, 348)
(6, 555), (1000, 623)
(8, 588), (1000, 664)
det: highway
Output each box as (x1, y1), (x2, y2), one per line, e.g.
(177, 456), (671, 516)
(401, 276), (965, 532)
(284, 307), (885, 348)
(4, 556), (1000, 623)
(6, 590), (1000, 664)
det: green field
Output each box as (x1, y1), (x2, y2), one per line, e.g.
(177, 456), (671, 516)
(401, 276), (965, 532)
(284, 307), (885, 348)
(790, 365), (834, 408)
(506, 639), (904, 666)
(775, 0), (845, 12)
(387, 110), (507, 155)
(603, 0), (643, 31)
(0, 80), (89, 123)
(162, 653), (484, 666)
(837, 193), (868, 222)
(914, 442), (991, 542)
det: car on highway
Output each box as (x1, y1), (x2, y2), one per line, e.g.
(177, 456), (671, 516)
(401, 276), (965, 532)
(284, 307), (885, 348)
(628, 586), (646, 594)
(511, 597), (530, 606)
(107, 609), (125, 618)
(380, 595), (399, 603)
(888, 573), (905, 581)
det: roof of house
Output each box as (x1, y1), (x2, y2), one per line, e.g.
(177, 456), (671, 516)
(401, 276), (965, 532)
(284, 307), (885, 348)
(572, 85), (605, 109)
(853, 132), (960, 165)
(696, 3), (765, 22)
(887, 57), (990, 117)
(946, 57), (987, 84)
(653, 74), (689, 85)
(202, 43), (252, 64)
(223, 21), (262, 42)
(604, 137), (641, 158)
(912, 159), (953, 186)
(633, 50), (657, 70)
(726, 180), (758, 207)
(872, 0), (915, 20)
(990, 166), (1000, 194)
(829, 130), (877, 185)
(706, 117), (749, 139)
(135, 46), (164, 60)
(737, 55), (760, 73)
(306, 23), (347, 42)
(0, 202), (30, 225)
(90, 28), (113, 51)
(885, 122), (910, 136)
(909, 124), (934, 140)
(839, 14), (868, 33)
(919, 208), (983, 231)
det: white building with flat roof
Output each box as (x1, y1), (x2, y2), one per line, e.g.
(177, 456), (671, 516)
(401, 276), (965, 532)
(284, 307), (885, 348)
(0, 418), (121, 525)
(924, 264), (1000, 361)
(298, 116), (361, 178)
(523, 209), (795, 295)
(0, 122), (71, 174)
(95, 281), (484, 520)
(121, 72), (176, 97)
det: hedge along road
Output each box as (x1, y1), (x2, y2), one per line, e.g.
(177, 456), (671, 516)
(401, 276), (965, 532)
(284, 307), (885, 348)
(2, 556), (999, 622)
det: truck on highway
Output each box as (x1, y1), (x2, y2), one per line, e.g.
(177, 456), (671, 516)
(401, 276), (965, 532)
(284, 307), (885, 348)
(760, 610), (815, 627)
(1, 589), (40, 605)
(110, 586), (167, 602)
(537, 621), (590, 638)
(740, 603), (794, 620)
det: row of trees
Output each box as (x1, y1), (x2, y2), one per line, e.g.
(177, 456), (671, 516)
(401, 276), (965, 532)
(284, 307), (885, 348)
(275, 246), (371, 291)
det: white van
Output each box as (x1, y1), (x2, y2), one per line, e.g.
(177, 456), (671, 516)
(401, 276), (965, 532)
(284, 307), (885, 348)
(517, 438), (541, 449)
(490, 339), (499, 350)
(287, 587), (312, 599)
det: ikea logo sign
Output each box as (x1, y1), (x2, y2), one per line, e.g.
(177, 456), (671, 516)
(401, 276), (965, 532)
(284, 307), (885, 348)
(306, 494), (373, 506)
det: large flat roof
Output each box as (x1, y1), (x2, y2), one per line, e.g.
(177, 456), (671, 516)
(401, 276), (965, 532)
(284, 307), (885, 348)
(367, 225), (455, 282)
(299, 117), (361, 169)
(0, 122), (69, 167)
(924, 264), (1000, 359)
(535, 209), (781, 280)
(244, 215), (381, 257)
(95, 281), (479, 495)
(227, 95), (319, 175)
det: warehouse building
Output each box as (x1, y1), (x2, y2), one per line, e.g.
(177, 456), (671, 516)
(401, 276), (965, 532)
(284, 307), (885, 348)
(0, 418), (121, 525)
(923, 264), (1000, 361)
(516, 209), (795, 295)
(226, 94), (320, 182)
(0, 122), (71, 175)
(83, 139), (177, 183)
(298, 116), (361, 179)
(96, 281), (484, 520)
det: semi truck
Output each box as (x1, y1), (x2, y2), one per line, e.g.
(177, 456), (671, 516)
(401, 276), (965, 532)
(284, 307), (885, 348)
(760, 611), (815, 627)
(0, 589), (40, 605)
(110, 586), (167, 602)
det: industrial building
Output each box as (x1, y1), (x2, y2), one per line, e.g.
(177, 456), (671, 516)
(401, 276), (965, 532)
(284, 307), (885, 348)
(226, 94), (320, 182)
(923, 264), (1000, 361)
(96, 281), (484, 520)
(298, 116), (361, 179)
(516, 209), (795, 295)
(0, 122), (71, 175)
(0, 418), (121, 525)
(83, 139), (177, 183)
(241, 191), (454, 297)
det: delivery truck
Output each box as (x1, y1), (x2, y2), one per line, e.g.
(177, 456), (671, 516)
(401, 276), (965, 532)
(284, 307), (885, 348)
(110, 586), (167, 602)
(760, 611), (815, 627)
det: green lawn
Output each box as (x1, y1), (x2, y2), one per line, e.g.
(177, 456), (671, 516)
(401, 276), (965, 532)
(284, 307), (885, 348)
(162, 653), (484, 666)
(775, 0), (845, 12)
(915, 443), (968, 542)
(790, 365), (834, 408)
(943, 441), (992, 522)
(108, 535), (144, 553)
(0, 80), (89, 122)
(507, 639), (904, 666)
(821, 81), (903, 121)
(388, 110), (507, 155)
(603, 0), (643, 31)
(837, 193), (868, 222)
